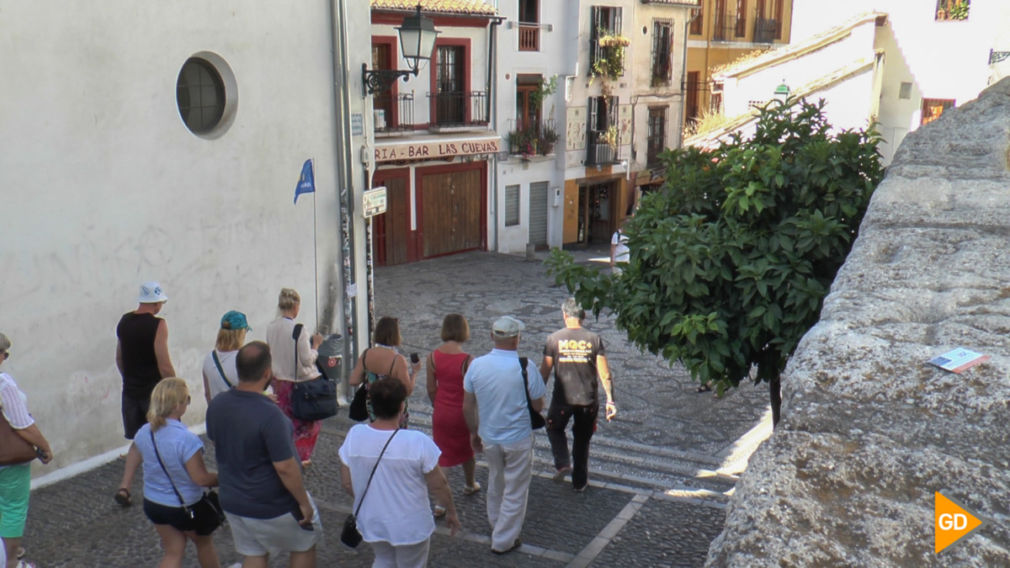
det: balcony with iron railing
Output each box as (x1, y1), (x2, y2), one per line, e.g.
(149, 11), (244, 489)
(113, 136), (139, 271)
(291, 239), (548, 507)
(753, 18), (779, 43)
(427, 91), (488, 129)
(586, 127), (620, 166)
(712, 13), (746, 42)
(373, 92), (415, 133)
(506, 118), (558, 157)
(518, 23), (539, 51)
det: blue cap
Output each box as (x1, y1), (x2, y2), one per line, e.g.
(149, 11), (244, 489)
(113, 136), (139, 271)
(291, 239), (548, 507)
(220, 310), (251, 331)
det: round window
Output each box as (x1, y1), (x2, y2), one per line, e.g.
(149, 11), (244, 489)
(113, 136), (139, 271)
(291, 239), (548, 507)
(176, 57), (226, 135)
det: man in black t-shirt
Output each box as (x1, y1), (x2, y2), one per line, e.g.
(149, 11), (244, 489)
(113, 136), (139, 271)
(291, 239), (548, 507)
(540, 298), (616, 492)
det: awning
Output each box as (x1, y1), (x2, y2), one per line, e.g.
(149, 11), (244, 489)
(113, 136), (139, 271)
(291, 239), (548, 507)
(373, 133), (501, 163)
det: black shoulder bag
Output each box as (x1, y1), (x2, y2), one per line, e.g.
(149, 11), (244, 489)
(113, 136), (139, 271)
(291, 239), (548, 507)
(290, 323), (338, 421)
(211, 350), (234, 389)
(149, 429), (225, 535)
(341, 428), (400, 547)
(519, 357), (545, 429)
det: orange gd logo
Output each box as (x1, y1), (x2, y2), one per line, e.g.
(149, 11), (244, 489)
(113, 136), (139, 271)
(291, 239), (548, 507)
(935, 492), (982, 553)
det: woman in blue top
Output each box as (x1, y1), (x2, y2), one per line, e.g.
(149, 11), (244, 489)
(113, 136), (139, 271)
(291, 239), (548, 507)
(117, 378), (220, 568)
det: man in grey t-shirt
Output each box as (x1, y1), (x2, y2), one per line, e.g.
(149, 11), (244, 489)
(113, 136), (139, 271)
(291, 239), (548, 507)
(207, 341), (320, 567)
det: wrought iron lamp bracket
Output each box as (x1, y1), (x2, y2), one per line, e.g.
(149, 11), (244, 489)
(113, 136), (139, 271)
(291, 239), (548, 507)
(362, 64), (418, 96)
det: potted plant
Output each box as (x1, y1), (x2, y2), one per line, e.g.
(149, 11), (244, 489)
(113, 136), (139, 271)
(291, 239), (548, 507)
(539, 126), (559, 155)
(592, 31), (630, 81)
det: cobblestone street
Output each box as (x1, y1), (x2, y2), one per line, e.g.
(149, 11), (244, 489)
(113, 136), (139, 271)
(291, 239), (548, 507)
(22, 250), (771, 567)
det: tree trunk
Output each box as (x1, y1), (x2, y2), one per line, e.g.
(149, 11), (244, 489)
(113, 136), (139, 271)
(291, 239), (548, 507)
(770, 373), (781, 426)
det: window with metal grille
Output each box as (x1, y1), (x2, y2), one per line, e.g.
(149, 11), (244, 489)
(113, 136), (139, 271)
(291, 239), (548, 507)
(505, 185), (521, 226)
(589, 6), (623, 77)
(177, 58), (225, 134)
(647, 107), (666, 166)
(652, 21), (673, 86)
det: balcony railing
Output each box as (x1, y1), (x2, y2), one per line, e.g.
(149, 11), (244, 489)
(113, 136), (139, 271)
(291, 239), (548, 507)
(753, 18), (779, 43)
(506, 118), (558, 156)
(586, 141), (617, 166)
(374, 92), (415, 132)
(428, 91), (488, 127)
(712, 14), (745, 41)
(518, 23), (540, 51)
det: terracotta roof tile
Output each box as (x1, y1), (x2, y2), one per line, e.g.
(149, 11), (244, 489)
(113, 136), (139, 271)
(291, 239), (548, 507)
(370, 0), (497, 16)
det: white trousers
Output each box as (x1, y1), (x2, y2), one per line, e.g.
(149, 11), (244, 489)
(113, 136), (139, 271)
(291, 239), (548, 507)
(484, 434), (533, 551)
(370, 538), (430, 568)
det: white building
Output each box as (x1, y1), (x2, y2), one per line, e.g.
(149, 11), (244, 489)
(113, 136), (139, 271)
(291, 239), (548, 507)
(494, 0), (696, 253)
(1, 2), (372, 478)
(694, 1), (1010, 164)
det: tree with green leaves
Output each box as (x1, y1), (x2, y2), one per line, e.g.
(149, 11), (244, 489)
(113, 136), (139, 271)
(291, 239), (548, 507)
(547, 99), (883, 424)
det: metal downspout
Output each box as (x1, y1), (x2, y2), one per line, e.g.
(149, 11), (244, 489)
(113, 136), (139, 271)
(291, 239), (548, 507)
(678, 12), (694, 149)
(489, 16), (503, 251)
(329, 0), (360, 385)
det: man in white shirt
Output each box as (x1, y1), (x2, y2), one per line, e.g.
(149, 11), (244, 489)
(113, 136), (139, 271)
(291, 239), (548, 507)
(463, 316), (546, 555)
(610, 219), (630, 275)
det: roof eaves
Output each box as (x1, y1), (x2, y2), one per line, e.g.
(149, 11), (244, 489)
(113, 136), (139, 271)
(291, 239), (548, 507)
(713, 11), (886, 81)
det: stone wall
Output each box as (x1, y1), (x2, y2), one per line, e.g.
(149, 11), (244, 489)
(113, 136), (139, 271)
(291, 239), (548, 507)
(706, 78), (1010, 566)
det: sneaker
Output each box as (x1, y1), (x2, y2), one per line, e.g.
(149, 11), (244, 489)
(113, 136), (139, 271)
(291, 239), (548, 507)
(15, 561), (37, 568)
(574, 484), (587, 493)
(553, 466), (571, 482)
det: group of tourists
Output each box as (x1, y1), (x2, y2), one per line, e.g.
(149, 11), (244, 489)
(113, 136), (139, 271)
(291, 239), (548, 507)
(0, 277), (618, 568)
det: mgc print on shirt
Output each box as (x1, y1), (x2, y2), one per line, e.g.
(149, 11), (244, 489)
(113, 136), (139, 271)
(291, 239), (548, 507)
(558, 339), (594, 364)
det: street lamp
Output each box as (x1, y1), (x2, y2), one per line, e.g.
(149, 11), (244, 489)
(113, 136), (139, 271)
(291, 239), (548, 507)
(362, 4), (440, 96)
(773, 80), (790, 105)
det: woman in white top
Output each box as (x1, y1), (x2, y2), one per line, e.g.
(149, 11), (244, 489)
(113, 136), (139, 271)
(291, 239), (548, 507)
(201, 310), (250, 404)
(265, 288), (323, 467)
(339, 378), (460, 568)
(0, 333), (53, 568)
(117, 378), (220, 568)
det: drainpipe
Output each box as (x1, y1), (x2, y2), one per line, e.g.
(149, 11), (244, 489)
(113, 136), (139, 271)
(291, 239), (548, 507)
(488, 15), (504, 252)
(678, 10), (695, 149)
(329, 0), (361, 385)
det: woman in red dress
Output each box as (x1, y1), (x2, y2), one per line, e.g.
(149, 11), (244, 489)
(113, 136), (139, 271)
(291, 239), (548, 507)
(426, 314), (479, 516)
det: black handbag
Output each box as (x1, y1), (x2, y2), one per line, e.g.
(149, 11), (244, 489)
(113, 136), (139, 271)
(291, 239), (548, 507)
(290, 324), (338, 421)
(348, 383), (368, 422)
(150, 430), (225, 535)
(520, 357), (546, 429)
(341, 429), (399, 548)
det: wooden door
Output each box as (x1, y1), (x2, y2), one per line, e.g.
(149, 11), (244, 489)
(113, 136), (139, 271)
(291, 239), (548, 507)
(420, 168), (483, 257)
(371, 171), (410, 266)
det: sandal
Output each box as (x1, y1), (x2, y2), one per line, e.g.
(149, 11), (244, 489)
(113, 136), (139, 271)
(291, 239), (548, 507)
(462, 482), (481, 496)
(696, 384), (712, 393)
(433, 505), (447, 518)
(114, 487), (132, 507)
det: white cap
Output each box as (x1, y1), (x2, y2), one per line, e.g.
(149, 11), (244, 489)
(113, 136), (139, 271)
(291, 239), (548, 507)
(138, 281), (168, 303)
(492, 315), (525, 338)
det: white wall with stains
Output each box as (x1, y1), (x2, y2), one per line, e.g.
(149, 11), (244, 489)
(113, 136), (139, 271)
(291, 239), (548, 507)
(0, 1), (371, 477)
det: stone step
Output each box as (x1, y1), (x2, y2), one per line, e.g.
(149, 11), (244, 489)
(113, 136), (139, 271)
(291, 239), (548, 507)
(323, 403), (735, 503)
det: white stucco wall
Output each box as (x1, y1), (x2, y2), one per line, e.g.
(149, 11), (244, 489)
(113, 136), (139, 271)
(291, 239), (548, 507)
(791, 0), (1010, 163)
(0, 1), (371, 476)
(720, 20), (877, 117)
(493, 0), (570, 252)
